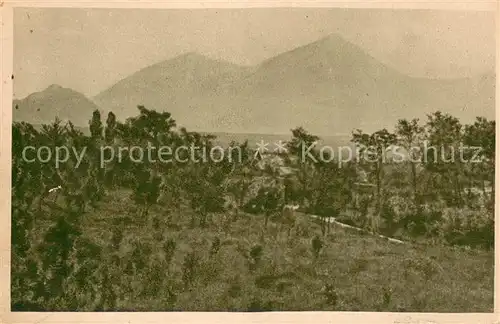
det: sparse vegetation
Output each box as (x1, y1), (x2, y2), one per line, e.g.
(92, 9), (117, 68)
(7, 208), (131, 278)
(11, 106), (494, 311)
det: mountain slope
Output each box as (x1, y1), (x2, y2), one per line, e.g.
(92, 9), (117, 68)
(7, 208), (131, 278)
(212, 34), (495, 134)
(206, 34), (415, 133)
(93, 52), (254, 122)
(13, 84), (101, 126)
(94, 34), (495, 135)
(17, 34), (494, 135)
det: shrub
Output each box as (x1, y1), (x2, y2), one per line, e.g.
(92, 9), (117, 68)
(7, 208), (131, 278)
(163, 238), (177, 267)
(311, 235), (324, 260)
(210, 237), (221, 258)
(323, 283), (338, 307)
(439, 207), (494, 249)
(182, 251), (199, 289)
(248, 244), (264, 271)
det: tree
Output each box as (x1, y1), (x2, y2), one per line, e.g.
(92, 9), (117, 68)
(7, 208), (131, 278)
(35, 118), (67, 212)
(287, 127), (320, 158)
(395, 118), (425, 205)
(12, 122), (41, 212)
(351, 128), (397, 219)
(286, 127), (320, 207)
(40, 117), (66, 147)
(310, 153), (355, 235)
(185, 163), (226, 228)
(102, 112), (118, 188)
(424, 111), (464, 207)
(127, 105), (176, 146)
(131, 165), (162, 222)
(463, 117), (495, 207)
(104, 111), (117, 144)
(89, 109), (103, 140)
(63, 122), (104, 213)
(225, 141), (253, 221)
(116, 106), (180, 218)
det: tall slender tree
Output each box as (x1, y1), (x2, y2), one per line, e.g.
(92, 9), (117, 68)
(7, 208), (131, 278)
(395, 118), (425, 205)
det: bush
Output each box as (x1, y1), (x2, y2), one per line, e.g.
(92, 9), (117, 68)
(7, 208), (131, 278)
(311, 235), (324, 260)
(182, 251), (199, 289)
(440, 207), (494, 249)
(248, 244), (264, 271)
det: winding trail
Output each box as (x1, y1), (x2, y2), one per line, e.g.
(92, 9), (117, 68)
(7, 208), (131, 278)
(308, 214), (406, 245)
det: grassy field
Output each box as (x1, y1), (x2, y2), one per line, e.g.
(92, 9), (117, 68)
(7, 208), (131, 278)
(28, 188), (494, 312)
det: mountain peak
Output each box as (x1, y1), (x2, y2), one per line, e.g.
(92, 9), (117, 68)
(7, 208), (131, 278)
(179, 51), (203, 58)
(258, 32), (371, 68)
(45, 84), (64, 91)
(315, 33), (350, 44)
(144, 51), (235, 72)
(308, 33), (373, 56)
(13, 84), (100, 127)
(173, 51), (215, 63)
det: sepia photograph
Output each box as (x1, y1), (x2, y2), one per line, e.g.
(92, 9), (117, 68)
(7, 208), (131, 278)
(6, 4), (496, 316)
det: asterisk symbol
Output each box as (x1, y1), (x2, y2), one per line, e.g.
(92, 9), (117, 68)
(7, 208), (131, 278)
(254, 140), (269, 160)
(274, 140), (288, 154)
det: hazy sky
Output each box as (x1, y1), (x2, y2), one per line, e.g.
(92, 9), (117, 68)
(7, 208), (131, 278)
(13, 8), (495, 99)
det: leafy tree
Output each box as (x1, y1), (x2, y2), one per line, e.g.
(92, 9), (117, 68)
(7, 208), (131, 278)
(310, 154), (355, 235)
(186, 163), (226, 227)
(127, 105), (176, 145)
(424, 111), (464, 207)
(463, 117), (495, 206)
(351, 128), (397, 220)
(33, 118), (68, 212)
(395, 118), (425, 204)
(89, 109), (103, 140)
(131, 165), (162, 220)
(287, 126), (320, 158)
(225, 141), (253, 221)
(286, 127), (320, 207)
(40, 117), (66, 147)
(104, 111), (117, 144)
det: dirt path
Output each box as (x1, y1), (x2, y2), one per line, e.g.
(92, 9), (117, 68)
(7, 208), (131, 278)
(308, 214), (406, 244)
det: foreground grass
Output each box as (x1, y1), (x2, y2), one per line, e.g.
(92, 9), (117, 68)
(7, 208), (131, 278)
(24, 189), (493, 312)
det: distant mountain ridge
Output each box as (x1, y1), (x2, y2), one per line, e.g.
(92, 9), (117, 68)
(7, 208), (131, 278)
(13, 84), (101, 126)
(13, 34), (495, 135)
(93, 52), (254, 119)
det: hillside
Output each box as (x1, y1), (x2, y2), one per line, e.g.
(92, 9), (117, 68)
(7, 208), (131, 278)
(93, 52), (253, 124)
(11, 103), (495, 312)
(92, 34), (495, 135)
(13, 84), (101, 126)
(210, 34), (495, 134)
(16, 188), (493, 311)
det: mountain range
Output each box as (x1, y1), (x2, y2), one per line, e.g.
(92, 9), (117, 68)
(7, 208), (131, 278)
(13, 34), (495, 136)
(13, 84), (101, 127)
